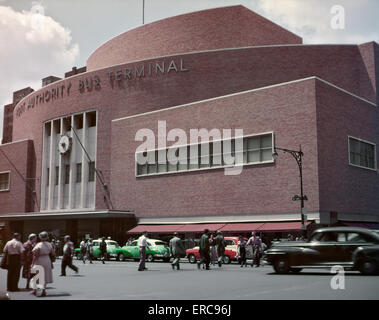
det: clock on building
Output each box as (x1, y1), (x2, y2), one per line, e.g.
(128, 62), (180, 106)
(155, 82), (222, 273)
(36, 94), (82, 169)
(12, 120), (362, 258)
(58, 134), (72, 154)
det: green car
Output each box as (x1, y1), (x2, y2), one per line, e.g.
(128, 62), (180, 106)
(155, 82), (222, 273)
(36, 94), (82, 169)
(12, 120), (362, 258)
(74, 239), (121, 260)
(118, 239), (171, 262)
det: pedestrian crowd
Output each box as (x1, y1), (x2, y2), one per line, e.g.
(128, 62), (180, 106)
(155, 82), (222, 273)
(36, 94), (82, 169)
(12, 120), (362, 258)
(137, 229), (269, 272)
(1, 229), (300, 296)
(0, 232), (82, 297)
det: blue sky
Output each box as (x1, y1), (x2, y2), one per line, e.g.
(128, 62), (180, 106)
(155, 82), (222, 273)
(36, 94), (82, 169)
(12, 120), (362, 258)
(0, 0), (378, 142)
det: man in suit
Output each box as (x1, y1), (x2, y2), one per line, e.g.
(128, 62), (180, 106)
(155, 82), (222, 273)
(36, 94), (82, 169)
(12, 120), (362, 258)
(197, 229), (211, 270)
(215, 230), (226, 267)
(137, 231), (150, 271)
(2, 233), (24, 292)
(169, 232), (185, 270)
(60, 235), (78, 276)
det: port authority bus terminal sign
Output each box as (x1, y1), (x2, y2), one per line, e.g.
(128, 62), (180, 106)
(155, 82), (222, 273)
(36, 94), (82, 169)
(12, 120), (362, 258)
(15, 58), (189, 118)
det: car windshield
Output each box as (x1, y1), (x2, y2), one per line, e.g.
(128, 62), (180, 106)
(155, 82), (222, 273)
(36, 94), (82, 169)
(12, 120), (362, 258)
(309, 233), (323, 242)
(154, 241), (167, 246)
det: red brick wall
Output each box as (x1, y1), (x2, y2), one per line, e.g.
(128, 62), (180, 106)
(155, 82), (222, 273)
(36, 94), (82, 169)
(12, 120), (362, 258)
(110, 79), (319, 218)
(87, 5), (302, 71)
(316, 80), (379, 217)
(2, 104), (14, 144)
(10, 43), (378, 213)
(0, 140), (34, 214)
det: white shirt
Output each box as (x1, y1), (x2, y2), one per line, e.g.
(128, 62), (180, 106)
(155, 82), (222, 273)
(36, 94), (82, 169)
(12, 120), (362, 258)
(4, 238), (25, 255)
(137, 235), (148, 247)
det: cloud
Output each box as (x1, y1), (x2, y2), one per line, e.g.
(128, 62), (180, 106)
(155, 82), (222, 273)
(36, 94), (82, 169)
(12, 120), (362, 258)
(0, 4), (79, 143)
(252, 0), (379, 44)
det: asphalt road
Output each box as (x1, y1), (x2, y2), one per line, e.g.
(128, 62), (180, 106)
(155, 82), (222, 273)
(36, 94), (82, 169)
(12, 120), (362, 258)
(1, 258), (379, 300)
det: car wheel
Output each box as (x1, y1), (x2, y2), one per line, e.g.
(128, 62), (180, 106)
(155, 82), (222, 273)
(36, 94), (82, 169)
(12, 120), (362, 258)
(359, 259), (378, 275)
(274, 257), (290, 274)
(118, 253), (125, 262)
(223, 255), (231, 264)
(188, 255), (196, 264)
(147, 254), (154, 262)
(76, 254), (82, 260)
(290, 268), (302, 274)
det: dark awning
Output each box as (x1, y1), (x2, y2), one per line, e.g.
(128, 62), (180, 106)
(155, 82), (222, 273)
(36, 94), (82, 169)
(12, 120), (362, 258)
(219, 223), (265, 232)
(178, 224), (225, 233)
(257, 221), (311, 232)
(127, 223), (226, 234)
(127, 221), (311, 235)
(127, 224), (185, 234)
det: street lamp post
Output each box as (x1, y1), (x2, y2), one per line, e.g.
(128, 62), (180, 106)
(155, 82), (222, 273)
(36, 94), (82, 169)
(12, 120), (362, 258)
(273, 145), (308, 237)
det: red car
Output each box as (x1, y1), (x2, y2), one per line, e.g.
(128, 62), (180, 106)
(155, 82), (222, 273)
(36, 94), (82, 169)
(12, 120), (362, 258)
(186, 236), (253, 264)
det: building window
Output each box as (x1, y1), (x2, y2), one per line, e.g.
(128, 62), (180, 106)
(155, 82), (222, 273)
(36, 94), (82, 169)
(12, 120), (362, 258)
(65, 165), (70, 184)
(0, 172), (10, 191)
(46, 168), (50, 186)
(55, 166), (59, 185)
(87, 111), (97, 127)
(136, 132), (273, 177)
(349, 137), (376, 170)
(76, 163), (82, 183)
(88, 161), (95, 182)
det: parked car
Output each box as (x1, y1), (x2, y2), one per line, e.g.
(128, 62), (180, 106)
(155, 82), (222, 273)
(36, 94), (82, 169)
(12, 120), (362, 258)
(185, 236), (254, 264)
(118, 239), (171, 262)
(265, 227), (379, 275)
(74, 239), (121, 260)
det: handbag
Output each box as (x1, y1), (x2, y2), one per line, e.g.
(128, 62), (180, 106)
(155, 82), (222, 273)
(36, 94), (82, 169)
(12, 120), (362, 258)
(0, 252), (8, 270)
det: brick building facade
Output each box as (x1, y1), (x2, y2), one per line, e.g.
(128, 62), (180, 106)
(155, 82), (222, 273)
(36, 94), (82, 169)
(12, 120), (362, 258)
(0, 6), (378, 246)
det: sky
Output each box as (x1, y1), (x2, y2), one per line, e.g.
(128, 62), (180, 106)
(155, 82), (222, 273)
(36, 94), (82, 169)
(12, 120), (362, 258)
(0, 0), (378, 143)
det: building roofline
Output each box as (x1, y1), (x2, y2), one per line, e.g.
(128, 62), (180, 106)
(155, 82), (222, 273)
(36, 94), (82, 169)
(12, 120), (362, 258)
(112, 76), (377, 123)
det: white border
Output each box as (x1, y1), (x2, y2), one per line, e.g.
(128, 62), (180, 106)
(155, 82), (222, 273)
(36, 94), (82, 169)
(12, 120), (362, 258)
(0, 170), (11, 192)
(347, 136), (377, 172)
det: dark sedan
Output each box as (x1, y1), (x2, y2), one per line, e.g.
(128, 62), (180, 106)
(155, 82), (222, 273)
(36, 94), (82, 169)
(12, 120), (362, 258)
(265, 227), (379, 275)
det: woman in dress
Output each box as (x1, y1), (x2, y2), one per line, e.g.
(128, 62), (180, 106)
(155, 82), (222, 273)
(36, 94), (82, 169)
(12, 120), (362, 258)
(22, 233), (37, 289)
(31, 231), (55, 297)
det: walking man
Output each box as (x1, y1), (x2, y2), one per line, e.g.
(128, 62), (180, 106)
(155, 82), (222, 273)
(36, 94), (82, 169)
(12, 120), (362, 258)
(247, 232), (262, 267)
(85, 238), (93, 264)
(137, 231), (150, 271)
(79, 238), (86, 264)
(169, 232), (185, 270)
(99, 237), (107, 264)
(60, 235), (78, 276)
(237, 235), (248, 267)
(215, 230), (226, 267)
(197, 229), (211, 270)
(2, 233), (24, 292)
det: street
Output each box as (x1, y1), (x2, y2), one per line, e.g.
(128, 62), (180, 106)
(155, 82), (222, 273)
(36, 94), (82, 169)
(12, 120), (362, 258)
(1, 259), (379, 300)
